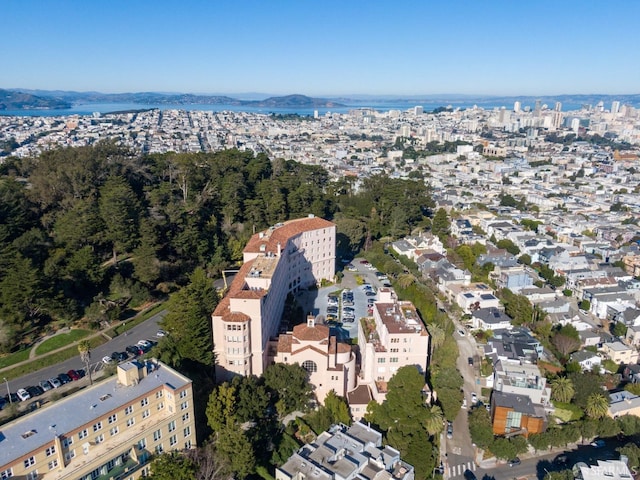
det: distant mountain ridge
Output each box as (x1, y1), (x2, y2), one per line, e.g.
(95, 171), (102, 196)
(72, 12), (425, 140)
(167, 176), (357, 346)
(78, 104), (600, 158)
(0, 89), (71, 110)
(3, 89), (344, 109)
(3, 88), (640, 111)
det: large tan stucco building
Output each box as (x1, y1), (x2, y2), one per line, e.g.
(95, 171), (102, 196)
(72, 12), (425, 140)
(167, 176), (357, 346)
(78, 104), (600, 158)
(270, 316), (357, 403)
(212, 215), (336, 380)
(0, 360), (195, 480)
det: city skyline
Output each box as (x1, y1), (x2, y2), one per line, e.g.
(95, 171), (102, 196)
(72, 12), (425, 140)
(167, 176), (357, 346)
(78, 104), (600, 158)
(3, 0), (640, 96)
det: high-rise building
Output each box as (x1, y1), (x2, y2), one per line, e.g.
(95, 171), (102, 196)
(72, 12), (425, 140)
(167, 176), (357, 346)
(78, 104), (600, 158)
(611, 101), (621, 114)
(554, 101), (562, 112)
(513, 101), (521, 113)
(212, 215), (336, 380)
(0, 360), (195, 480)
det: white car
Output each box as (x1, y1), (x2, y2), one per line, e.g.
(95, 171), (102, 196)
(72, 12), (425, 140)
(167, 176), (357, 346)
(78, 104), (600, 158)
(471, 392), (478, 404)
(102, 356), (113, 365)
(462, 397), (467, 409)
(17, 388), (31, 402)
(137, 340), (152, 349)
(458, 329), (466, 336)
(156, 329), (167, 337)
(48, 377), (62, 388)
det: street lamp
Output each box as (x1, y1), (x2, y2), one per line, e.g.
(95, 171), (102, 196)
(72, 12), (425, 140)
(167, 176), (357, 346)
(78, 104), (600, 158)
(3, 377), (10, 404)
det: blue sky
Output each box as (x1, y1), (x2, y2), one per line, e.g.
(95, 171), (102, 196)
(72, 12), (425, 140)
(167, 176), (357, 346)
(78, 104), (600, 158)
(3, 0), (639, 96)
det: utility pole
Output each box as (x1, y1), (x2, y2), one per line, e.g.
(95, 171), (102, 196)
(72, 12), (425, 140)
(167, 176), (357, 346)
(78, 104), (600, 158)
(3, 377), (11, 403)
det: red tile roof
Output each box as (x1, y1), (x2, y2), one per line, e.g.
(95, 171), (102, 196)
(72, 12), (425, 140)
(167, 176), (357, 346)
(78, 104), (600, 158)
(213, 259), (265, 318)
(292, 322), (330, 342)
(243, 217), (335, 255)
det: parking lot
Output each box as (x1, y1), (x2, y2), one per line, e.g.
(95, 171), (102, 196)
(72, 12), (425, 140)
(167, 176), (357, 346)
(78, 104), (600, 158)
(295, 258), (388, 340)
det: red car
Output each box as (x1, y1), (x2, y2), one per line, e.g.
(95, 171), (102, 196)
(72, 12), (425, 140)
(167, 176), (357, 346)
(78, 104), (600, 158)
(67, 369), (81, 381)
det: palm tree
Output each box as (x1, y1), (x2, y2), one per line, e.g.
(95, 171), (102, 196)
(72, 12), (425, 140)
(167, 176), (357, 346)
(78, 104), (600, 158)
(397, 273), (416, 289)
(585, 392), (609, 419)
(78, 340), (93, 385)
(427, 324), (445, 351)
(424, 405), (444, 437)
(550, 377), (575, 403)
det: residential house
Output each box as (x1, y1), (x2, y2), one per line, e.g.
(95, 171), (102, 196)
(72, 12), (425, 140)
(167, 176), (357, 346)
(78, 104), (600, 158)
(276, 422), (414, 480)
(491, 391), (547, 437)
(484, 328), (543, 364)
(600, 341), (639, 364)
(471, 308), (513, 331)
(608, 390), (640, 419)
(569, 350), (602, 372)
(495, 266), (534, 292)
(448, 283), (500, 314)
(576, 459), (633, 480)
(493, 359), (552, 407)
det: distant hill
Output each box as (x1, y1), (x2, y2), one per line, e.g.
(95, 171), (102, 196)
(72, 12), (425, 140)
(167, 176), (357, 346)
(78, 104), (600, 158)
(0, 89), (71, 110)
(5, 89), (344, 108)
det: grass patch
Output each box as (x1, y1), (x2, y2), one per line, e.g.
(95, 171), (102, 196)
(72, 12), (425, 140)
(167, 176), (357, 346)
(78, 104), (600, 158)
(111, 302), (166, 337)
(552, 401), (583, 422)
(0, 349), (30, 370)
(35, 329), (92, 355)
(2, 337), (107, 381)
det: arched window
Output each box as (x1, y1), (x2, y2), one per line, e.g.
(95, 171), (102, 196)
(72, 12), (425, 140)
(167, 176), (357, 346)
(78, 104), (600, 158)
(302, 360), (317, 373)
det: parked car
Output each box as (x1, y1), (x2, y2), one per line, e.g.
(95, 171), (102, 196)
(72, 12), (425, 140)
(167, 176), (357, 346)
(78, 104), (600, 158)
(26, 385), (44, 397)
(5, 392), (19, 404)
(48, 377), (62, 388)
(327, 296), (339, 306)
(326, 314), (338, 323)
(126, 345), (143, 356)
(365, 291), (377, 297)
(327, 306), (339, 314)
(57, 373), (72, 385)
(111, 351), (128, 362)
(471, 392), (478, 404)
(446, 421), (453, 439)
(39, 380), (53, 392)
(463, 470), (477, 480)
(156, 329), (168, 337)
(382, 282), (392, 288)
(0, 397), (6, 410)
(16, 388), (31, 402)
(468, 357), (474, 366)
(508, 458), (521, 467)
(102, 355), (113, 365)
(462, 397), (467, 409)
(346, 264), (357, 272)
(67, 369), (81, 381)
(458, 329), (466, 336)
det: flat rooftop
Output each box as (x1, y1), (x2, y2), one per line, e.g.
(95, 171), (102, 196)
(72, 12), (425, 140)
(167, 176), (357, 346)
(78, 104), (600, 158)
(0, 360), (190, 468)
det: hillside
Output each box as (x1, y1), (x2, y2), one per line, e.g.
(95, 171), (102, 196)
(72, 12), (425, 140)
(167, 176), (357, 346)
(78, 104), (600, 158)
(0, 89), (71, 110)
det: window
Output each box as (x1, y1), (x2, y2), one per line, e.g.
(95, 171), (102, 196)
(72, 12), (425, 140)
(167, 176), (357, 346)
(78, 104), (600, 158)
(95, 434), (104, 444)
(377, 358), (386, 363)
(64, 450), (75, 461)
(180, 401), (189, 410)
(26, 472), (38, 480)
(63, 436), (74, 448)
(108, 414), (117, 424)
(127, 418), (135, 427)
(302, 360), (317, 373)
(157, 402), (164, 410)
(169, 434), (177, 447)
(390, 357), (399, 363)
(155, 391), (163, 399)
(505, 411), (522, 432)
(24, 457), (35, 469)
(142, 409), (150, 419)
(182, 413), (190, 422)
(155, 444), (164, 454)
(390, 348), (399, 353)
(48, 460), (58, 470)
(78, 429), (88, 439)
(168, 420), (176, 432)
(140, 398), (149, 407)
(390, 338), (399, 344)
(138, 438), (147, 449)
(153, 429), (162, 441)
(179, 390), (188, 399)
(46, 445), (56, 456)
(125, 405), (133, 415)
(93, 421), (102, 432)
(110, 426), (119, 436)
(185, 440), (192, 449)
(1, 468), (13, 479)
(183, 426), (191, 438)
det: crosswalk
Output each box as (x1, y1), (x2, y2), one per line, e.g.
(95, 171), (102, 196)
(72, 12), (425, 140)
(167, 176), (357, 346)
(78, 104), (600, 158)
(446, 461), (476, 478)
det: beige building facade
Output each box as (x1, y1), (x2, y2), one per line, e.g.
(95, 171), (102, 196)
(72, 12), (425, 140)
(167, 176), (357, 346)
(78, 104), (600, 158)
(212, 216), (336, 380)
(0, 360), (195, 480)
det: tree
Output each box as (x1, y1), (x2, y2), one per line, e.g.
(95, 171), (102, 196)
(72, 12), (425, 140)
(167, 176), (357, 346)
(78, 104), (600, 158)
(550, 377), (575, 403)
(569, 372), (604, 408)
(424, 405), (445, 437)
(324, 389), (352, 425)
(98, 176), (141, 263)
(585, 392), (609, 419)
(215, 426), (255, 479)
(159, 267), (218, 372)
(612, 321), (628, 338)
(468, 404), (493, 449)
(431, 208), (449, 240)
(518, 253), (532, 266)
(78, 340), (93, 385)
(263, 363), (313, 416)
(496, 239), (520, 255)
(149, 452), (197, 480)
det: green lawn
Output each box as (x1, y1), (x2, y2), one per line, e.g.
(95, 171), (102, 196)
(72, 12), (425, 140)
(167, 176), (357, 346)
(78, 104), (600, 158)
(0, 349), (30, 370)
(35, 329), (92, 355)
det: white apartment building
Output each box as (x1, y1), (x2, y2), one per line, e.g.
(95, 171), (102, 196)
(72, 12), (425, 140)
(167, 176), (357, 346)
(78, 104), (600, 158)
(358, 289), (429, 402)
(0, 361), (195, 480)
(212, 215), (336, 380)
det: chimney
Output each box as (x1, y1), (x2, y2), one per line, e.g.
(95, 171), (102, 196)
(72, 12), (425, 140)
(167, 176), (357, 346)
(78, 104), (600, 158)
(277, 242), (281, 256)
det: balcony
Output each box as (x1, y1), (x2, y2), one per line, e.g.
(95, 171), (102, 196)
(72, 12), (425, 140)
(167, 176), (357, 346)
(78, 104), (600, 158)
(96, 457), (142, 480)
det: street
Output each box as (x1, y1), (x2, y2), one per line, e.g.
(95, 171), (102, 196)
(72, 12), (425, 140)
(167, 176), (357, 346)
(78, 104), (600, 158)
(3, 310), (166, 407)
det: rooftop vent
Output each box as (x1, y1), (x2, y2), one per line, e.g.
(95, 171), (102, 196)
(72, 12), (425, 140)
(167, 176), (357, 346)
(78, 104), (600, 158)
(99, 394), (111, 402)
(21, 430), (36, 439)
